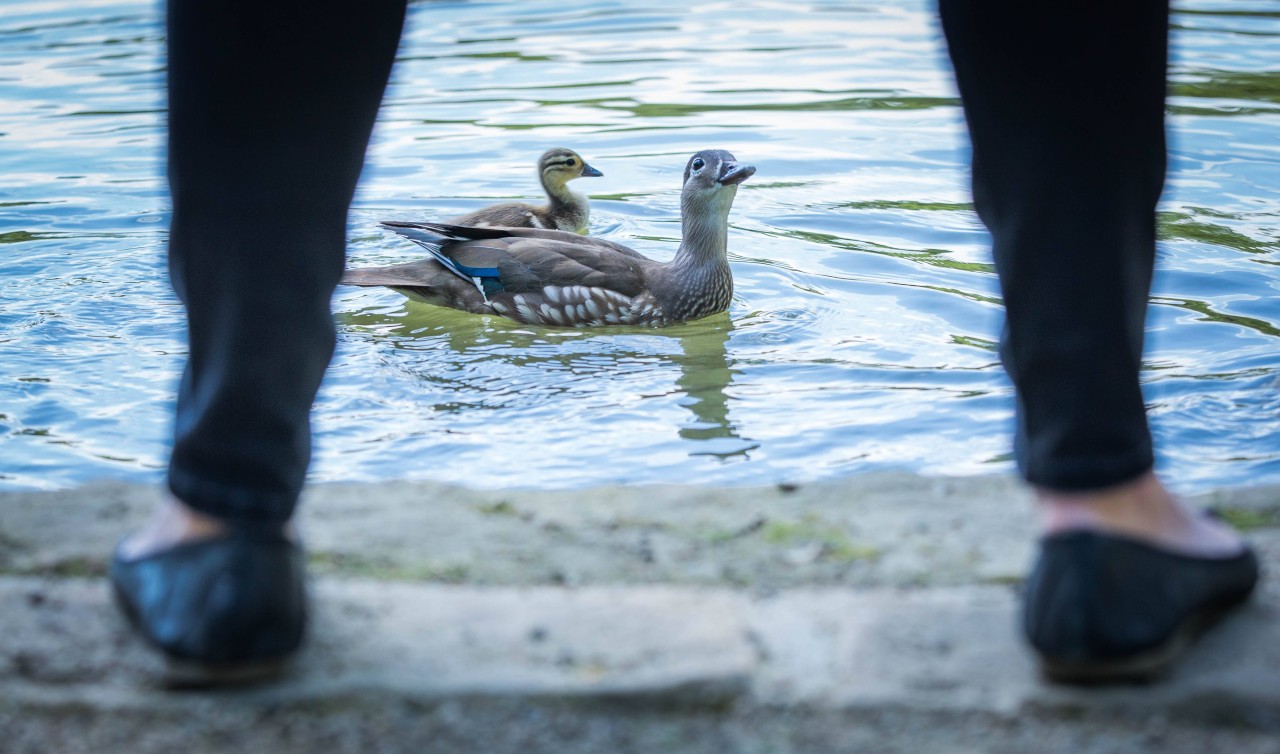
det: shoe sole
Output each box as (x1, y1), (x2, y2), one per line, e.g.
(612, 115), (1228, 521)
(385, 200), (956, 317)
(112, 580), (295, 690)
(1037, 588), (1253, 685)
(163, 656), (291, 690)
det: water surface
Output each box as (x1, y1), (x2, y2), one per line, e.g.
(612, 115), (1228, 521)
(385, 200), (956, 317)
(2, 1), (1277, 493)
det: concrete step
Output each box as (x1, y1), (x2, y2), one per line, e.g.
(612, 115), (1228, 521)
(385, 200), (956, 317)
(1, 476), (1277, 753)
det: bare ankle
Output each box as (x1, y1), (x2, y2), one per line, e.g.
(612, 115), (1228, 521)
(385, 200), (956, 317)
(117, 494), (230, 561)
(1035, 472), (1243, 557)
(1037, 472), (1171, 531)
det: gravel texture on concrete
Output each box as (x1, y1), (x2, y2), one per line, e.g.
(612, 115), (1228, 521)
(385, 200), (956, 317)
(1, 475), (1277, 753)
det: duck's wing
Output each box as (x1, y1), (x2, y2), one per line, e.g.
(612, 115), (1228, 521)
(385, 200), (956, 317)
(380, 221), (653, 297)
(387, 222), (652, 262)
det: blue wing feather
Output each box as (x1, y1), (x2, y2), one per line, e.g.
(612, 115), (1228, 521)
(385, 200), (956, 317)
(382, 221), (503, 289)
(425, 244), (500, 281)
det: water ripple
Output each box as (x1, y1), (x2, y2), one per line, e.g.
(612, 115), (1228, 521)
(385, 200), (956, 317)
(2, 0), (1277, 493)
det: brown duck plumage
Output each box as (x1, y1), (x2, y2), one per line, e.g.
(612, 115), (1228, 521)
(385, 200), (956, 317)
(449, 147), (602, 235)
(343, 150), (755, 328)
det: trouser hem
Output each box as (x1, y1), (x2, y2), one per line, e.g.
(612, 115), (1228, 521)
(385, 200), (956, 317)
(168, 466), (298, 525)
(1021, 454), (1155, 494)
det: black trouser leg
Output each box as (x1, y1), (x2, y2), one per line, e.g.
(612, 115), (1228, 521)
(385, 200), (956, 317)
(939, 0), (1169, 490)
(166, 0), (406, 523)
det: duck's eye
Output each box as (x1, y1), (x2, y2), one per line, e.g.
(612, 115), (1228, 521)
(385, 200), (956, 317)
(566, 158), (577, 167)
(692, 158), (705, 171)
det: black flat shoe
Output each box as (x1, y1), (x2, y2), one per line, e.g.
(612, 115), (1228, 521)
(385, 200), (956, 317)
(1023, 530), (1259, 685)
(109, 528), (307, 688)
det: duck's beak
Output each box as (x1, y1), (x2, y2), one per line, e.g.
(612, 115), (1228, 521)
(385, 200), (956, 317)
(717, 161), (755, 186)
(580, 162), (604, 178)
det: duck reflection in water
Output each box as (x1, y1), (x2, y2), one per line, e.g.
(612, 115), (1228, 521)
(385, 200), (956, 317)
(339, 306), (757, 461)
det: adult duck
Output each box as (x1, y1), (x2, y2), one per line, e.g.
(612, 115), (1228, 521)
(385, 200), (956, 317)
(450, 147), (601, 234)
(343, 149), (754, 327)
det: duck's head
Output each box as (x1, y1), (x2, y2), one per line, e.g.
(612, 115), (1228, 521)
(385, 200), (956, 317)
(680, 149), (755, 219)
(538, 147), (603, 191)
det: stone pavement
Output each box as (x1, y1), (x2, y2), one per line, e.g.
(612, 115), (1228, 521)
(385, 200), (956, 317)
(1, 475), (1277, 753)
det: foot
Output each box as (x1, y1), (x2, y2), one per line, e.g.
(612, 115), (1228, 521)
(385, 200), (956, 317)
(1025, 472), (1258, 684)
(110, 494), (306, 687)
(1036, 471), (1243, 558)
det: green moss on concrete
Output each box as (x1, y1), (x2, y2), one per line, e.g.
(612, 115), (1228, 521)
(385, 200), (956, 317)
(475, 500), (521, 517)
(981, 574), (1026, 587)
(0, 557), (107, 578)
(1215, 506), (1280, 531)
(760, 515), (880, 563)
(309, 552), (471, 583)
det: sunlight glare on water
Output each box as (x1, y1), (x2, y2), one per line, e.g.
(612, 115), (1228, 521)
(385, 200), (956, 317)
(1, 1), (1277, 493)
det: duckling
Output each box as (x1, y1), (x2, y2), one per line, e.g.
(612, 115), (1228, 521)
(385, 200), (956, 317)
(343, 149), (755, 328)
(449, 147), (602, 235)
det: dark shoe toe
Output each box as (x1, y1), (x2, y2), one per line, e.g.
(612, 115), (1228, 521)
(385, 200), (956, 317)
(1023, 531), (1258, 684)
(110, 530), (307, 686)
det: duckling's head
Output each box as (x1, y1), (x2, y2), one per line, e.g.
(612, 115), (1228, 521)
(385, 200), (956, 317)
(538, 148), (603, 191)
(680, 149), (755, 219)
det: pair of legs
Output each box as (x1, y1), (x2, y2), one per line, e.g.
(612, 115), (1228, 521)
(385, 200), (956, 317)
(120, 0), (1247, 677)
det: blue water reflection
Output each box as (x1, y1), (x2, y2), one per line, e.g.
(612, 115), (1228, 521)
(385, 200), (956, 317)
(1, 1), (1276, 493)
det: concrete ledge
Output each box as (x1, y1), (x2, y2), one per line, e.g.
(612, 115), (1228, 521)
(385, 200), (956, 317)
(6, 475), (1277, 589)
(1, 476), (1278, 753)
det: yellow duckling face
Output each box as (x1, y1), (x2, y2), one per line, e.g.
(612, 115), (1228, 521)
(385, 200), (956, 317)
(538, 147), (603, 190)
